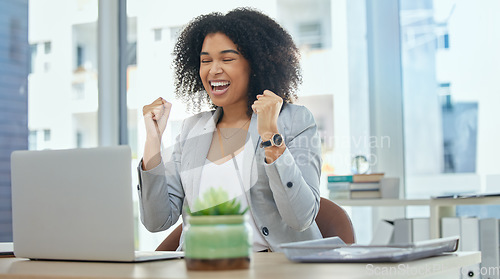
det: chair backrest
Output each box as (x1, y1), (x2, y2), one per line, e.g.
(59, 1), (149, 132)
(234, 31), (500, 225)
(316, 197), (355, 244)
(156, 197), (355, 251)
(156, 224), (183, 251)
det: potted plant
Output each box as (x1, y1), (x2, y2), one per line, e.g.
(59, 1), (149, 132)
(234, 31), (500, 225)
(183, 187), (252, 271)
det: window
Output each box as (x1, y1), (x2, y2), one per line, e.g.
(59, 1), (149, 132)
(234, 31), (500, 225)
(28, 41), (53, 73)
(77, 45), (84, 68)
(400, 0), (500, 199)
(9, 18), (22, 61)
(43, 129), (51, 141)
(29, 1), (100, 151)
(127, 42), (137, 66)
(76, 132), (83, 148)
(170, 26), (181, 41)
(127, 0), (364, 248)
(0, 0), (29, 242)
(28, 129), (52, 150)
(44, 41), (52, 54)
(18, 0), (496, 248)
(29, 44), (37, 73)
(28, 131), (37, 150)
(297, 22), (323, 49)
(153, 28), (162, 41)
(437, 33), (450, 49)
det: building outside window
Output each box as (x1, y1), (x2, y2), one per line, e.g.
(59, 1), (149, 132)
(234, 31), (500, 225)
(400, 0), (500, 198)
(0, 0), (29, 242)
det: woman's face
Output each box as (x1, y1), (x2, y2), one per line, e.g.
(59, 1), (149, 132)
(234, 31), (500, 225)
(199, 32), (251, 109)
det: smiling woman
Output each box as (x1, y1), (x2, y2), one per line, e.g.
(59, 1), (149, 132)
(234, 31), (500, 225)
(138, 7), (323, 254)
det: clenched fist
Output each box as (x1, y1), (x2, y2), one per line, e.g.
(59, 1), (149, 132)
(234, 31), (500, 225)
(251, 90), (283, 140)
(143, 97), (172, 140)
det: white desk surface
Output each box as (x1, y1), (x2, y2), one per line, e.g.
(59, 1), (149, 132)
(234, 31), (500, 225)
(0, 252), (480, 279)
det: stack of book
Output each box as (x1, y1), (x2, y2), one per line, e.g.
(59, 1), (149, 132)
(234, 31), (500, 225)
(327, 173), (385, 199)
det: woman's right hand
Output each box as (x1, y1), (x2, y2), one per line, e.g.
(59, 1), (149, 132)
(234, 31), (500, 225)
(143, 97), (172, 139)
(142, 98), (172, 171)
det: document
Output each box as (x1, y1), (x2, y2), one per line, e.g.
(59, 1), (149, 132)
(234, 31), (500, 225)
(280, 236), (459, 263)
(0, 243), (13, 256)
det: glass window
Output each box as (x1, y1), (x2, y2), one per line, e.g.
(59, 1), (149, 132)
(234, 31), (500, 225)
(76, 131), (83, 148)
(153, 28), (162, 41)
(297, 22), (323, 49)
(400, 0), (500, 199)
(44, 41), (51, 54)
(126, 0), (366, 248)
(7, 0), (367, 245)
(29, 44), (37, 73)
(28, 131), (37, 150)
(43, 129), (51, 141)
(1, 0), (29, 242)
(77, 45), (84, 68)
(28, 0), (99, 151)
(9, 18), (23, 61)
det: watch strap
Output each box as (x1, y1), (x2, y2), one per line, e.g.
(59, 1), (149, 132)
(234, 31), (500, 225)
(260, 133), (283, 148)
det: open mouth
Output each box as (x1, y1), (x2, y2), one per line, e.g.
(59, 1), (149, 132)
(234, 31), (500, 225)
(210, 80), (231, 95)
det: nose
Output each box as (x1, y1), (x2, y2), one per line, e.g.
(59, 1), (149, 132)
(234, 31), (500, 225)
(209, 61), (223, 75)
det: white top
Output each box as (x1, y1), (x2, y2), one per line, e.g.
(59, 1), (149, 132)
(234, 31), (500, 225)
(199, 143), (268, 252)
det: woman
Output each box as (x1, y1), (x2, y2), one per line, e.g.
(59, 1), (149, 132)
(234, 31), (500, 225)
(138, 8), (322, 252)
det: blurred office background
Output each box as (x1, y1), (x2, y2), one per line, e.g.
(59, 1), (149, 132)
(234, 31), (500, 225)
(1, 0), (499, 247)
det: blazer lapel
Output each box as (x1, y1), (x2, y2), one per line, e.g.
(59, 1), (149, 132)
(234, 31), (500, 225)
(185, 108), (222, 210)
(242, 113), (260, 196)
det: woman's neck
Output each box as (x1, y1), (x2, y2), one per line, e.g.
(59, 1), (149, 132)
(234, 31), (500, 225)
(219, 104), (250, 126)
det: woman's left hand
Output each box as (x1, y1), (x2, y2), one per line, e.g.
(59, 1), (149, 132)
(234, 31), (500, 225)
(252, 90), (283, 140)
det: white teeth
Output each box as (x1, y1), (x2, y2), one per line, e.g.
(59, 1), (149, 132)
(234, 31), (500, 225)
(210, 81), (230, 87)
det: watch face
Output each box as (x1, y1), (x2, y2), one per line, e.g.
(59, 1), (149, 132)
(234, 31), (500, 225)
(272, 134), (283, 146)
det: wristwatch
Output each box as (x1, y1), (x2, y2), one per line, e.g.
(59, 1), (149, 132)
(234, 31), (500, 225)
(260, 133), (284, 148)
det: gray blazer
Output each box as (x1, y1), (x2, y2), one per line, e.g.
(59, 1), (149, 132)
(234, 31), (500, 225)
(137, 103), (323, 251)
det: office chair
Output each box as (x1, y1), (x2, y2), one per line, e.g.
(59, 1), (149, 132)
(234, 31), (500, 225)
(315, 197), (355, 243)
(156, 197), (355, 251)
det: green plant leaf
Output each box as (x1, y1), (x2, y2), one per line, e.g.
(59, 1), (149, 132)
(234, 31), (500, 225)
(188, 186), (249, 216)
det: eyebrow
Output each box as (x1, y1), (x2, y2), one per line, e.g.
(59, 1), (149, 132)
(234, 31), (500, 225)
(200, 49), (240, 56)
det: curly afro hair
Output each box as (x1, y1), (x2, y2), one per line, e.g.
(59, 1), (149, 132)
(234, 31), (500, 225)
(172, 7), (302, 115)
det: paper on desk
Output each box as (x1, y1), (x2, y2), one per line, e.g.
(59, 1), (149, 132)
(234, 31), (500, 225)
(280, 236), (459, 263)
(280, 237), (347, 258)
(0, 243), (14, 255)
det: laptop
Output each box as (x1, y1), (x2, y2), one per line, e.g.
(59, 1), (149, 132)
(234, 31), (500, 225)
(11, 146), (183, 262)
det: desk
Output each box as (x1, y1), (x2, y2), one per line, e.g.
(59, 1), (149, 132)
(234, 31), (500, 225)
(430, 196), (500, 238)
(0, 252), (480, 279)
(336, 197), (500, 239)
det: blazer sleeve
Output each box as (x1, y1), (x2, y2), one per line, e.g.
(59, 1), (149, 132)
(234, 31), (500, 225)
(264, 105), (322, 231)
(137, 124), (186, 232)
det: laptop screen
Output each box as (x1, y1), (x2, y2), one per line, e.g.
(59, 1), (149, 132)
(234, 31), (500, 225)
(11, 146), (136, 262)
